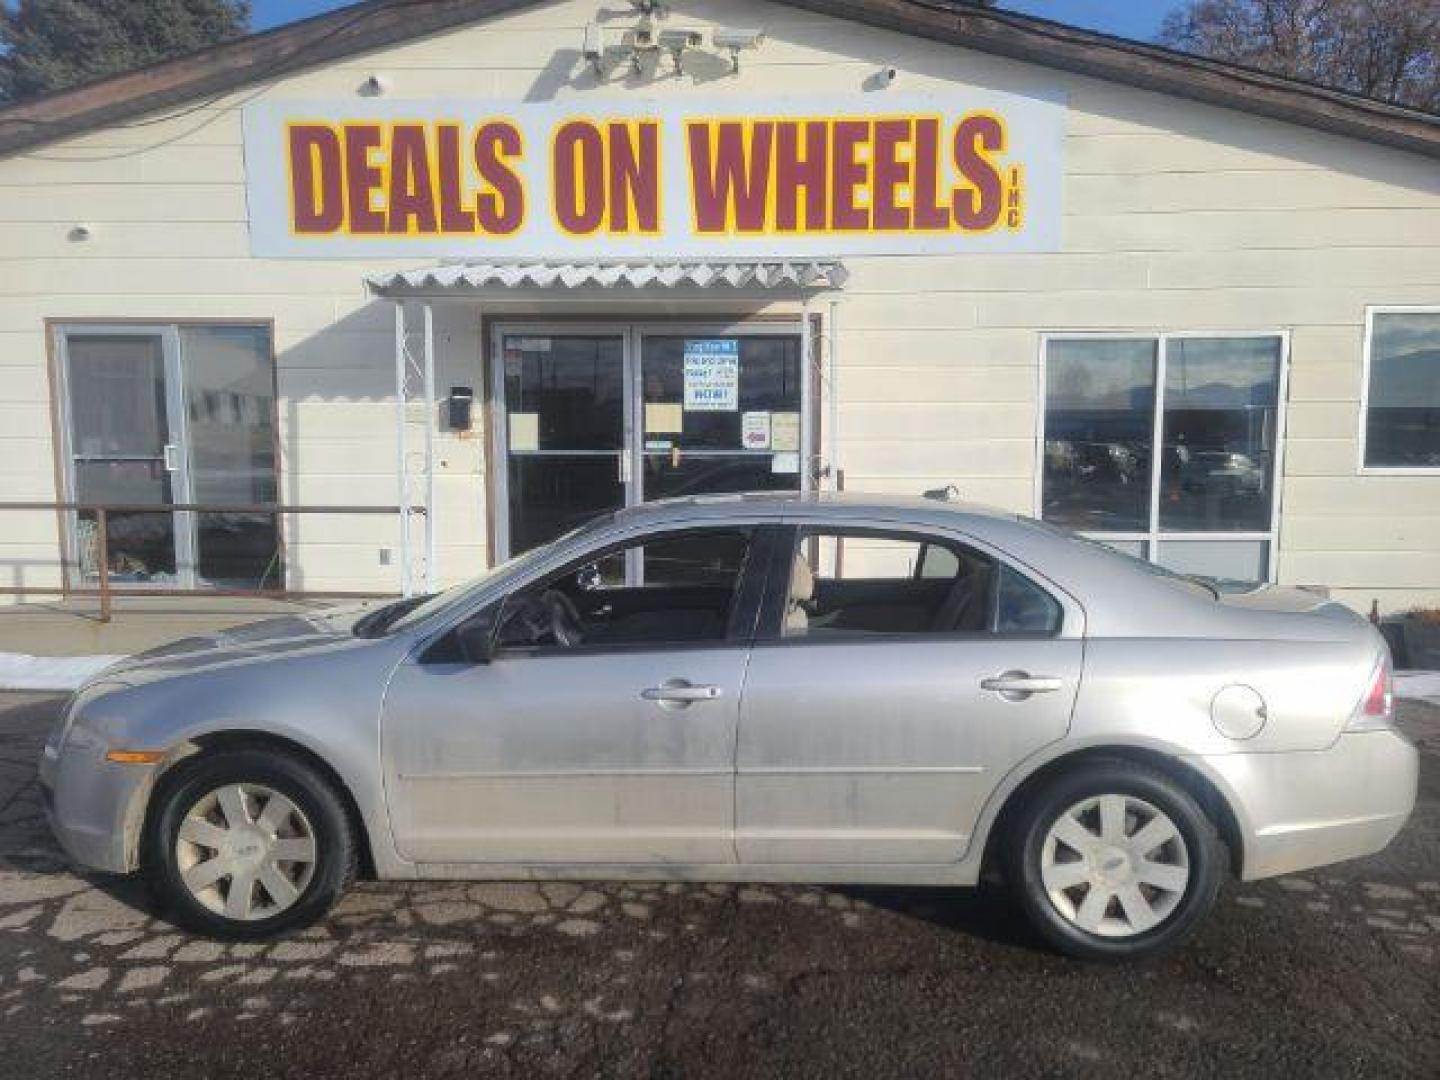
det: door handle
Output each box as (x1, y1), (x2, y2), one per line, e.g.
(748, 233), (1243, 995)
(980, 672), (1063, 698)
(641, 682), (722, 704)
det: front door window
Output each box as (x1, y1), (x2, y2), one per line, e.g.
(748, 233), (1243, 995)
(500, 334), (627, 555)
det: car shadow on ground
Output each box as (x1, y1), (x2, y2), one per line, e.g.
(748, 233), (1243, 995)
(839, 882), (1048, 952)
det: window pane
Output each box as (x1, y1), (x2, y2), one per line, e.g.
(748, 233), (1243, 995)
(1155, 539), (1268, 584)
(507, 455), (623, 554)
(995, 565), (1062, 635)
(787, 531), (993, 637)
(1042, 339), (1156, 532)
(74, 460), (177, 584)
(499, 530), (750, 649)
(66, 335), (169, 457)
(1366, 312), (1440, 468)
(1159, 337), (1282, 533)
(182, 326), (282, 588)
(503, 336), (624, 451)
(643, 454), (797, 500)
(640, 335), (802, 452)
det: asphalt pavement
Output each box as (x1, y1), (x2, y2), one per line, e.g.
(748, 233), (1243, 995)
(1, 691), (1436, 1079)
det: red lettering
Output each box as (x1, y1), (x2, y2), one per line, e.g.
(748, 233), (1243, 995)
(870, 118), (910, 231)
(952, 114), (1005, 231)
(607, 121), (660, 232)
(688, 121), (771, 233)
(830, 120), (869, 231)
(553, 121), (605, 235)
(773, 121), (828, 232)
(436, 123), (475, 233)
(288, 125), (343, 233)
(343, 125), (385, 234)
(475, 122), (524, 235)
(386, 124), (437, 234)
(911, 118), (950, 231)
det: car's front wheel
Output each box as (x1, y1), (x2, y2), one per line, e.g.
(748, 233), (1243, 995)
(145, 749), (356, 939)
(1006, 758), (1224, 961)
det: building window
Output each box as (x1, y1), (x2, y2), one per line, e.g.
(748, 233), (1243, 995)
(1040, 334), (1285, 582)
(55, 323), (281, 591)
(1362, 308), (1440, 471)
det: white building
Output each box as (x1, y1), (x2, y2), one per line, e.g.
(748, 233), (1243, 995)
(0, 0), (1437, 612)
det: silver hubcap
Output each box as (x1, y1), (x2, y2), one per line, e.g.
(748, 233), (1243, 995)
(1040, 794), (1190, 939)
(175, 783), (317, 921)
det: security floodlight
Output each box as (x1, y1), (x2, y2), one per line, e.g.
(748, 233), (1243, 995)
(657, 27), (702, 72)
(713, 28), (766, 72)
(713, 28), (765, 51)
(582, 22), (604, 73)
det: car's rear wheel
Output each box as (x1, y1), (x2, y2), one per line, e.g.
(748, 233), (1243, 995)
(1006, 759), (1223, 961)
(145, 749), (356, 939)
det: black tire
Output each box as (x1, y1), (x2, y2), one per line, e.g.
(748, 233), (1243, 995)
(1005, 758), (1224, 962)
(144, 748), (356, 940)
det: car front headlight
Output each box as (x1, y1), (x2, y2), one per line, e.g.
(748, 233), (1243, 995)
(45, 679), (127, 755)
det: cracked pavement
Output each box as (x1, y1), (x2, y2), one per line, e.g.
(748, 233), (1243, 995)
(1, 691), (1437, 1078)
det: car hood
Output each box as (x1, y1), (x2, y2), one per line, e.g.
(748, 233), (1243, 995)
(93, 603), (380, 682)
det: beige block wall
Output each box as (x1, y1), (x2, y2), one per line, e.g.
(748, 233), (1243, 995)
(0, 0), (1437, 611)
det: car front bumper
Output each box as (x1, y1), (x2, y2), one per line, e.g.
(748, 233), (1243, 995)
(1190, 729), (1419, 881)
(39, 734), (155, 875)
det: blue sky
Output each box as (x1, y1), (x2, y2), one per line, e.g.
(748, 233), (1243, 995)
(252, 1), (1183, 42)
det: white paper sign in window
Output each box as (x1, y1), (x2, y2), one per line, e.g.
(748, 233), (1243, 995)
(683, 340), (740, 412)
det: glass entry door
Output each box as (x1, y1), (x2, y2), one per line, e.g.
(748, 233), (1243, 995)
(60, 328), (193, 587)
(493, 324), (806, 559)
(498, 332), (630, 556)
(57, 325), (282, 591)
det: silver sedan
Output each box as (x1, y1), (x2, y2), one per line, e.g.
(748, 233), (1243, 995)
(39, 494), (1418, 960)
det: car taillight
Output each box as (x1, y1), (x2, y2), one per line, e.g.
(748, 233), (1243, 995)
(1348, 659), (1394, 731)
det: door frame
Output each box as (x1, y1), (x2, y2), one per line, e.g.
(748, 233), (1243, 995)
(51, 322), (199, 589)
(488, 317), (810, 562)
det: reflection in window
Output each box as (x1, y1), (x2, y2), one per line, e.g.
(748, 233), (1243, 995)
(499, 530), (752, 649)
(1159, 337), (1281, 532)
(1365, 311), (1440, 469)
(787, 531), (997, 637)
(182, 326), (281, 589)
(1042, 339), (1156, 532)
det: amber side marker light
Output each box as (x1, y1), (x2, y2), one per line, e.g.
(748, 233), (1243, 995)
(105, 750), (165, 765)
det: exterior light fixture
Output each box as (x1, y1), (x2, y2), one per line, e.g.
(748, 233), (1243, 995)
(359, 73), (389, 96)
(657, 28), (702, 73)
(583, 22), (604, 75)
(68, 224), (92, 241)
(713, 28), (765, 72)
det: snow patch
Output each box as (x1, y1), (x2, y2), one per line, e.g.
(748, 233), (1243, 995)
(0, 653), (123, 691)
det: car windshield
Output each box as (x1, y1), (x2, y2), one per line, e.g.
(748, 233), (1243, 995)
(354, 517), (611, 638)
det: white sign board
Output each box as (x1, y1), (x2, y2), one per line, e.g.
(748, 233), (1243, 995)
(242, 93), (1066, 258)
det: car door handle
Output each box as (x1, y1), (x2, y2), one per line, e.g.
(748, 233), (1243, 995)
(641, 683), (722, 703)
(980, 672), (1063, 696)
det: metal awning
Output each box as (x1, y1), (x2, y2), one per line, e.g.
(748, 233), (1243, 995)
(367, 259), (847, 295)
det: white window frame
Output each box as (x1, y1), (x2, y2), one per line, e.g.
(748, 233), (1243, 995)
(1357, 305), (1440, 476)
(1034, 330), (1291, 582)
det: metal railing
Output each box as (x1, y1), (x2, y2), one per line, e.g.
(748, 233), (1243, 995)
(0, 501), (413, 622)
